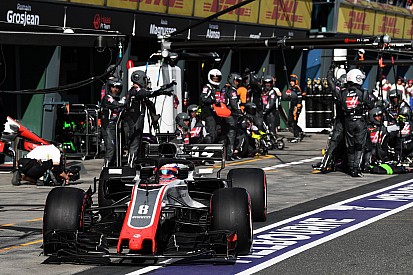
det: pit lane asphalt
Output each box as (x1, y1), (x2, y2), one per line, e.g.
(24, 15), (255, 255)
(0, 132), (410, 275)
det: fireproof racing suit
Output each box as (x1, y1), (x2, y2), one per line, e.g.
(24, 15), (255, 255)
(101, 91), (126, 167)
(340, 84), (372, 176)
(200, 83), (220, 143)
(125, 86), (172, 167)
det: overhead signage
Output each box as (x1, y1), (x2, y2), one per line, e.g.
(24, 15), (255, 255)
(393, 15), (405, 39)
(0, 0), (64, 30)
(137, 0), (168, 13)
(403, 17), (413, 40)
(337, 6), (374, 36)
(70, 0), (104, 5)
(134, 14), (190, 39)
(192, 0), (263, 26)
(189, 21), (235, 40)
(65, 5), (134, 34)
(107, 0), (138, 10)
(374, 12), (402, 38)
(258, 0), (312, 30)
(238, 0), (260, 24)
(133, 0), (194, 16)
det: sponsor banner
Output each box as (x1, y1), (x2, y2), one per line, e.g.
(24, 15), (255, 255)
(190, 21), (235, 40)
(363, 9), (376, 36)
(107, 0), (138, 10)
(257, 0), (312, 30)
(168, 0), (194, 16)
(403, 17), (413, 40)
(70, 0), (105, 5)
(394, 15), (405, 39)
(65, 5), (134, 34)
(138, 0), (167, 13)
(135, 0), (193, 14)
(149, 179), (413, 274)
(0, 0), (64, 30)
(84, 0), (195, 16)
(337, 6), (374, 36)
(258, 0), (275, 26)
(277, 0), (312, 29)
(344, 0), (410, 15)
(193, 0), (258, 23)
(374, 12), (401, 37)
(134, 14), (190, 39)
(238, 0), (259, 23)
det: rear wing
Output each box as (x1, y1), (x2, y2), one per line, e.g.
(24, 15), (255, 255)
(145, 143), (226, 177)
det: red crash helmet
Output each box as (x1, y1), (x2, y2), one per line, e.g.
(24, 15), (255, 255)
(159, 164), (178, 179)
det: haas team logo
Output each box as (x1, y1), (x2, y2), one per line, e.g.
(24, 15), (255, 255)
(93, 14), (101, 30)
(93, 13), (111, 30)
(346, 96), (359, 109)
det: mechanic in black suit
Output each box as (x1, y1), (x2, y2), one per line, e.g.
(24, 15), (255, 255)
(125, 70), (174, 167)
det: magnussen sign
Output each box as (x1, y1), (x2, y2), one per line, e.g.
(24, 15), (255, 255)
(134, 14), (190, 39)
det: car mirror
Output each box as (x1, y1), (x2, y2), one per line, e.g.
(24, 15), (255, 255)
(140, 166), (156, 181)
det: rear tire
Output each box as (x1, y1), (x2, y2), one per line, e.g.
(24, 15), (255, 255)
(98, 168), (114, 217)
(11, 170), (21, 186)
(276, 139), (285, 150)
(211, 187), (252, 255)
(228, 168), (267, 222)
(43, 187), (85, 255)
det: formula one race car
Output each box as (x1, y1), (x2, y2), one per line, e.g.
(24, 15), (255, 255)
(42, 143), (267, 263)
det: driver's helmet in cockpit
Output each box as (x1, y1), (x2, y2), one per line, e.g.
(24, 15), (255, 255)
(159, 164), (178, 181)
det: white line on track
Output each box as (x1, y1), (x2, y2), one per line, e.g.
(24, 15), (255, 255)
(262, 156), (322, 170)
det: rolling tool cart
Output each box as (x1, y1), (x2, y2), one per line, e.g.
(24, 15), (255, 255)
(61, 104), (100, 160)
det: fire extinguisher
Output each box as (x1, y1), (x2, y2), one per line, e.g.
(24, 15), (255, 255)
(183, 83), (189, 107)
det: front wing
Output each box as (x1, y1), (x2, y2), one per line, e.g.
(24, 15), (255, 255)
(43, 229), (238, 262)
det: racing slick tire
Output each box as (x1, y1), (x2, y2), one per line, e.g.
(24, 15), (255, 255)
(11, 170), (21, 186)
(211, 187), (252, 255)
(228, 168), (267, 222)
(98, 168), (114, 217)
(43, 187), (86, 255)
(276, 138), (285, 150)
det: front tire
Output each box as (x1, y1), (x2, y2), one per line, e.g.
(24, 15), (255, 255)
(228, 168), (267, 222)
(43, 187), (86, 255)
(211, 187), (252, 255)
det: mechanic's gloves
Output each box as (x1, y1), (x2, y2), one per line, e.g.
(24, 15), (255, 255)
(156, 80), (177, 96)
(129, 88), (139, 97)
(159, 89), (174, 96)
(160, 80), (177, 90)
(398, 115), (406, 126)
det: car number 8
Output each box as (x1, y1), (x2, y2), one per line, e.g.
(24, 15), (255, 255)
(138, 204), (149, 214)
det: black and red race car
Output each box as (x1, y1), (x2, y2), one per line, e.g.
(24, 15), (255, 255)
(42, 143), (267, 263)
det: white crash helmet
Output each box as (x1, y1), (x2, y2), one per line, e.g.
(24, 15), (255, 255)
(208, 69), (222, 86)
(334, 68), (346, 80)
(346, 68), (365, 85)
